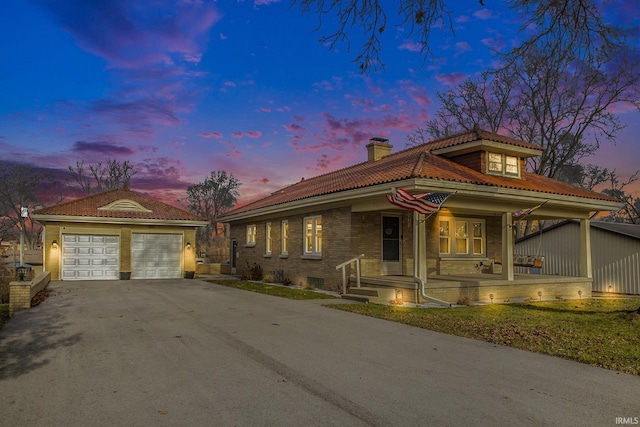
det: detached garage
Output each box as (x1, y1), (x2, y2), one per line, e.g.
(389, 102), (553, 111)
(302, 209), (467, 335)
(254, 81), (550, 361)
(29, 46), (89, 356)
(32, 187), (209, 281)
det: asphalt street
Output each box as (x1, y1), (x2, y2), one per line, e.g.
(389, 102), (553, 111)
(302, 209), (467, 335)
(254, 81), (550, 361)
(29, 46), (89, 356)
(0, 278), (638, 426)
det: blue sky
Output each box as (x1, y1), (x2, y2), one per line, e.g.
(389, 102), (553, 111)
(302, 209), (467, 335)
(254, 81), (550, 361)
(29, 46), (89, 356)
(1, 0), (639, 206)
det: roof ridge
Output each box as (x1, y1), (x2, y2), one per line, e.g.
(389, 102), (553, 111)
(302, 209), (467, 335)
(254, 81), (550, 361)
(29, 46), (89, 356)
(411, 151), (427, 177)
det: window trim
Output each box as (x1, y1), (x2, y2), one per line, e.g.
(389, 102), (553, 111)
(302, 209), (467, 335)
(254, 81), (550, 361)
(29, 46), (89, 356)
(486, 151), (520, 178)
(439, 217), (486, 257)
(245, 224), (256, 247)
(281, 220), (289, 256)
(303, 215), (322, 256)
(265, 222), (272, 256)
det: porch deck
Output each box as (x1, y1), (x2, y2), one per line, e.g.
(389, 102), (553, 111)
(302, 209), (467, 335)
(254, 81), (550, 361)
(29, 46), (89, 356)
(347, 273), (592, 305)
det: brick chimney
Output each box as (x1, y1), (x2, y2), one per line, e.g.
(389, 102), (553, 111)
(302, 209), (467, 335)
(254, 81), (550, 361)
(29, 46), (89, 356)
(366, 137), (392, 162)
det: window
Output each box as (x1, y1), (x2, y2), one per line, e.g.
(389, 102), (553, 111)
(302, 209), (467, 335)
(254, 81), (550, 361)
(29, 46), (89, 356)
(439, 221), (450, 255)
(487, 152), (519, 177)
(281, 220), (288, 255)
(304, 216), (322, 255)
(246, 224), (256, 246)
(439, 218), (485, 256)
(265, 223), (272, 255)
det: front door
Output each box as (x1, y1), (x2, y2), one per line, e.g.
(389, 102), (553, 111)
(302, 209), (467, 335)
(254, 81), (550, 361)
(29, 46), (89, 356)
(381, 215), (402, 275)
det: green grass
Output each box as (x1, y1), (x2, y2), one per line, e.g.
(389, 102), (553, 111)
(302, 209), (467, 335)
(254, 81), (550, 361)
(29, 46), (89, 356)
(328, 298), (640, 375)
(207, 279), (337, 300)
(0, 304), (9, 330)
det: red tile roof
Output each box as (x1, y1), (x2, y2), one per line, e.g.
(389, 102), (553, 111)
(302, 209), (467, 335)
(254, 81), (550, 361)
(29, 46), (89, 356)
(32, 187), (207, 222)
(225, 128), (619, 216)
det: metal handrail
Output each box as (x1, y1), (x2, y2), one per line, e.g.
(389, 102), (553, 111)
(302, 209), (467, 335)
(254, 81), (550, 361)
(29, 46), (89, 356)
(335, 254), (365, 294)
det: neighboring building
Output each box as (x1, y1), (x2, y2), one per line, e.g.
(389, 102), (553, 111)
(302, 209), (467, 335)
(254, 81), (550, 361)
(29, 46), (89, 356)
(32, 187), (209, 281)
(516, 220), (640, 295)
(220, 127), (623, 304)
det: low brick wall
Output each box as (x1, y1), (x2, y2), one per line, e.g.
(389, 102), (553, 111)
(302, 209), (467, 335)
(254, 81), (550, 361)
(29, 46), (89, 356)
(9, 271), (51, 317)
(196, 263), (222, 276)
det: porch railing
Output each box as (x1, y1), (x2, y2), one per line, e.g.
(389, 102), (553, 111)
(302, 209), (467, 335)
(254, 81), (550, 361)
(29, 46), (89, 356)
(335, 254), (365, 294)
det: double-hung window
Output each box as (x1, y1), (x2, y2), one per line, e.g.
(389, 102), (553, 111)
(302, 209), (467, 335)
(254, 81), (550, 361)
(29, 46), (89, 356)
(265, 223), (272, 255)
(439, 218), (485, 256)
(281, 220), (289, 255)
(487, 152), (519, 177)
(303, 216), (322, 256)
(246, 224), (256, 246)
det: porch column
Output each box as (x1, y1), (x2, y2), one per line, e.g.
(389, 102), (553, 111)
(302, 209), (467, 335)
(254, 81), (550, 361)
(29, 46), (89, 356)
(501, 212), (514, 281)
(413, 212), (427, 281)
(580, 218), (593, 278)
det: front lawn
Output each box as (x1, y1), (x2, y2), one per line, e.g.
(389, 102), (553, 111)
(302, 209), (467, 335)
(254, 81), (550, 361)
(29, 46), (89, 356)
(207, 279), (337, 300)
(328, 298), (640, 375)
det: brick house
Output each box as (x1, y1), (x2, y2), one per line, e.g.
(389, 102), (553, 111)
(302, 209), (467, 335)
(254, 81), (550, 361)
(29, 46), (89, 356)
(32, 187), (209, 281)
(221, 127), (623, 304)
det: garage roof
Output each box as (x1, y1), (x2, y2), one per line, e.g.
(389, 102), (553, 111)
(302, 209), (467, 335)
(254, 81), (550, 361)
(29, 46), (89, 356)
(32, 187), (208, 225)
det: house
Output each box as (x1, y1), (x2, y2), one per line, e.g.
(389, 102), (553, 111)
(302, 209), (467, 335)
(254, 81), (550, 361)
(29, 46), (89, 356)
(32, 187), (209, 281)
(516, 220), (640, 295)
(220, 127), (623, 304)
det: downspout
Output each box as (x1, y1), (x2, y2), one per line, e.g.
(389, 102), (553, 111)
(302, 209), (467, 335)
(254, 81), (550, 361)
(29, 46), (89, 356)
(413, 211), (451, 307)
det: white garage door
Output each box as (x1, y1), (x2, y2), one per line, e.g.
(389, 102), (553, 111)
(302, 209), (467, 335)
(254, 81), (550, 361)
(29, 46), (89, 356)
(61, 234), (120, 280)
(131, 234), (182, 279)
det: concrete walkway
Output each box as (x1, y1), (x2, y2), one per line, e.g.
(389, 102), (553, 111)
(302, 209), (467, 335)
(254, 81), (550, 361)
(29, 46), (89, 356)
(0, 278), (638, 426)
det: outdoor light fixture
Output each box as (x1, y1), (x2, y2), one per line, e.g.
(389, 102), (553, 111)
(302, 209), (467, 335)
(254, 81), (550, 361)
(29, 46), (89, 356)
(51, 240), (58, 249)
(537, 291), (542, 301)
(489, 293), (494, 304)
(396, 290), (404, 305)
(186, 242), (192, 249)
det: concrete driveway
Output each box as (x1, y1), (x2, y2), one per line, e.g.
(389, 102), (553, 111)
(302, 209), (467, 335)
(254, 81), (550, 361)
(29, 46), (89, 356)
(0, 278), (638, 426)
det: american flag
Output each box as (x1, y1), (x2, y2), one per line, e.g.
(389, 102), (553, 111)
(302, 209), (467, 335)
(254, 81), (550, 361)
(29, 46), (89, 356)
(386, 188), (451, 215)
(513, 200), (549, 219)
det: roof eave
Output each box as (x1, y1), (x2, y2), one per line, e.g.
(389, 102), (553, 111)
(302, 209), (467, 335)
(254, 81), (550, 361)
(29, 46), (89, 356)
(31, 214), (209, 227)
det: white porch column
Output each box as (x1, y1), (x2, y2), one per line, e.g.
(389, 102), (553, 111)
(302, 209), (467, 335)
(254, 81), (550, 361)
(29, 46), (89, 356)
(502, 212), (514, 281)
(580, 218), (593, 278)
(413, 212), (427, 281)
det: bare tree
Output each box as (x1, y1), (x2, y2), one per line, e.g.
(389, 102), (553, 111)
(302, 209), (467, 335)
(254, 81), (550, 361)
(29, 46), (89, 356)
(293, 0), (629, 73)
(600, 171), (640, 224)
(411, 34), (639, 181)
(181, 171), (241, 261)
(68, 158), (137, 195)
(0, 163), (63, 249)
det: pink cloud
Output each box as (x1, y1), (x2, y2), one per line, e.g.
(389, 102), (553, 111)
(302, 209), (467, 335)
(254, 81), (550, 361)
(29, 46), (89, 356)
(398, 39), (423, 53)
(246, 131), (262, 138)
(455, 41), (472, 54)
(200, 131), (222, 138)
(313, 77), (343, 91)
(436, 72), (467, 85)
(259, 107), (272, 113)
(473, 9), (494, 20)
(232, 132), (243, 139)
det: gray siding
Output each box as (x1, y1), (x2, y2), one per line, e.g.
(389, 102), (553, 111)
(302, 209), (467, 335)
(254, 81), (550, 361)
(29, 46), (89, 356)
(515, 222), (640, 295)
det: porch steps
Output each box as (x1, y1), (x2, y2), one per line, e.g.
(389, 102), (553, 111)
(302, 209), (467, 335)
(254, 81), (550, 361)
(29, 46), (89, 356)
(341, 287), (397, 304)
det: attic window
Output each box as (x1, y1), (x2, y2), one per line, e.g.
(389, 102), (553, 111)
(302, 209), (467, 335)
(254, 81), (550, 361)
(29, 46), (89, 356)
(98, 199), (152, 213)
(487, 152), (520, 177)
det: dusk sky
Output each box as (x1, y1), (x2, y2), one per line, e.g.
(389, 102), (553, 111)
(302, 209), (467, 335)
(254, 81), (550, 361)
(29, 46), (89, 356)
(1, 0), (639, 207)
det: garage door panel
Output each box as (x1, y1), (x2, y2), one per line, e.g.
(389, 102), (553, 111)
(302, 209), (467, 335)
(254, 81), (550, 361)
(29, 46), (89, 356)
(131, 234), (182, 279)
(61, 234), (119, 280)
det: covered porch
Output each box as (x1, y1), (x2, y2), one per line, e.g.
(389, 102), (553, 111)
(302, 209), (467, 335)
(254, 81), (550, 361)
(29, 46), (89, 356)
(344, 273), (592, 305)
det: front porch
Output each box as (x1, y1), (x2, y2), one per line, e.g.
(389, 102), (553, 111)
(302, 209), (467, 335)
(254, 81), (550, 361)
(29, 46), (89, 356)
(344, 274), (592, 305)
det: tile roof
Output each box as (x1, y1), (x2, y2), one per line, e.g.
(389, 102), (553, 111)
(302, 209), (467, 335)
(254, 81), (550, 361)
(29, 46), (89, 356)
(226, 128), (618, 216)
(32, 187), (208, 222)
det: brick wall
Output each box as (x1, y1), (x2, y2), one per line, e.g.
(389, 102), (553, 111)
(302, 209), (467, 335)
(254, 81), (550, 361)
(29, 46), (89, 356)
(9, 271), (51, 316)
(230, 207), (352, 290)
